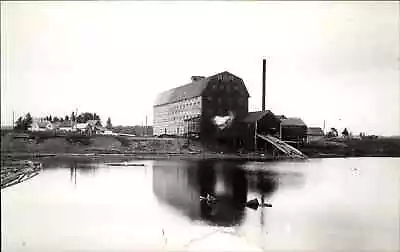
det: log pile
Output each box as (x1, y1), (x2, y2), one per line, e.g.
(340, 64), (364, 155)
(1, 160), (42, 189)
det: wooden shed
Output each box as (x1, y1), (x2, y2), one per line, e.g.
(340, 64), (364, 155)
(241, 110), (281, 151)
(279, 117), (308, 146)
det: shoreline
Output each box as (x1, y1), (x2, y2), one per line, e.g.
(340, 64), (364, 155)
(1, 151), (295, 162)
(2, 151), (399, 163)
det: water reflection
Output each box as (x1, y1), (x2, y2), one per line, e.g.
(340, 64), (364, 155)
(39, 158), (100, 186)
(197, 161), (248, 226)
(2, 158), (399, 251)
(152, 160), (282, 227)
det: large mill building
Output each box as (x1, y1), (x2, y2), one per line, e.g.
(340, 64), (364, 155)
(154, 63), (308, 151)
(153, 71), (249, 142)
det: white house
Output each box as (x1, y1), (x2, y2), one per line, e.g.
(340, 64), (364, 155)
(56, 121), (75, 132)
(29, 121), (54, 132)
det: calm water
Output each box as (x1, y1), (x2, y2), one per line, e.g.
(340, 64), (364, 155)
(1, 158), (399, 251)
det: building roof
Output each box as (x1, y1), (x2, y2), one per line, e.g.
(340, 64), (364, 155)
(34, 121), (52, 128)
(275, 115), (287, 120)
(242, 110), (274, 124)
(281, 117), (307, 127)
(154, 77), (209, 107)
(307, 127), (324, 136)
(154, 71), (247, 107)
(58, 121), (74, 128)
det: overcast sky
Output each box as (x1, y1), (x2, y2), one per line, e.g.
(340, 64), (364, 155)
(1, 1), (399, 135)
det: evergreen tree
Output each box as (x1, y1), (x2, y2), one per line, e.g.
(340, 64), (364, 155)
(106, 117), (112, 129)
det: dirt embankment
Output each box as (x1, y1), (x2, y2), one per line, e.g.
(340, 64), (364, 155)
(300, 137), (400, 158)
(0, 132), (207, 155)
(2, 131), (400, 160)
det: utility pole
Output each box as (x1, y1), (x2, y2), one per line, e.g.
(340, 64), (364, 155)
(145, 115), (148, 137)
(12, 111), (15, 129)
(254, 121), (258, 152)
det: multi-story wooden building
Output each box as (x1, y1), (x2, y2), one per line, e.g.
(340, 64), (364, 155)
(153, 71), (250, 142)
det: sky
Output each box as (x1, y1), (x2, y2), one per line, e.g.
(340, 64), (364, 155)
(1, 1), (399, 136)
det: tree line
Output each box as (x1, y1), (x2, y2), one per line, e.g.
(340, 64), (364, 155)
(15, 112), (113, 130)
(327, 127), (350, 138)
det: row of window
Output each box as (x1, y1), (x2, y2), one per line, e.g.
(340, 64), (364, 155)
(157, 124), (199, 135)
(205, 96), (246, 106)
(154, 113), (201, 124)
(211, 83), (239, 92)
(217, 74), (235, 82)
(175, 100), (201, 110)
(154, 100), (201, 117)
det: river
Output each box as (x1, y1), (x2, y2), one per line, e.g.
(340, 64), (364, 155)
(1, 157), (399, 251)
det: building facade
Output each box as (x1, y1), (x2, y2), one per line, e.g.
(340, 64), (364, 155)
(306, 127), (324, 143)
(279, 117), (308, 144)
(153, 71), (249, 141)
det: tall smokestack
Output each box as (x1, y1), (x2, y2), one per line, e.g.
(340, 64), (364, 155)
(262, 58), (266, 111)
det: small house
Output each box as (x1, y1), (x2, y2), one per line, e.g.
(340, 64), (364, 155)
(307, 127), (324, 143)
(75, 123), (92, 135)
(56, 121), (75, 132)
(29, 121), (54, 132)
(279, 117), (307, 145)
(242, 110), (281, 151)
(87, 120), (102, 134)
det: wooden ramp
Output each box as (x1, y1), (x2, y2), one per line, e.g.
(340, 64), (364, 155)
(257, 134), (307, 159)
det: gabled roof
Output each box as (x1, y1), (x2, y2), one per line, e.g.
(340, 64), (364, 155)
(154, 71), (246, 107)
(154, 78), (208, 106)
(281, 117), (307, 127)
(307, 127), (324, 136)
(242, 110), (274, 124)
(34, 121), (52, 128)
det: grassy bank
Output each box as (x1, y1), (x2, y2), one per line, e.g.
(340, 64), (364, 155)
(1, 132), (286, 162)
(300, 137), (400, 158)
(2, 131), (400, 162)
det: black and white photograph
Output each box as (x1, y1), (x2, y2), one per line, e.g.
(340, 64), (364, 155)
(1, 1), (399, 251)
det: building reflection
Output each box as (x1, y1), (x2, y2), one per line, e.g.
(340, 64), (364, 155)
(197, 161), (248, 226)
(152, 160), (282, 227)
(68, 161), (98, 186)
